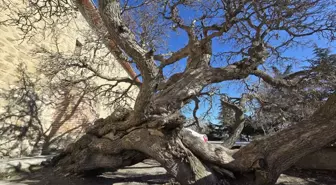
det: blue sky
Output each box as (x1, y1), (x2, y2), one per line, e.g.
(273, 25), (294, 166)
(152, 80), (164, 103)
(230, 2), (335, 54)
(93, 0), (335, 124)
(186, 35), (335, 124)
(160, 29), (335, 124)
(156, 7), (335, 124)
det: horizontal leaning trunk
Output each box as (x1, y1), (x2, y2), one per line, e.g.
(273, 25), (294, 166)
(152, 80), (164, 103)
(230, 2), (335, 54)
(50, 108), (220, 185)
(50, 94), (336, 185)
(230, 93), (336, 184)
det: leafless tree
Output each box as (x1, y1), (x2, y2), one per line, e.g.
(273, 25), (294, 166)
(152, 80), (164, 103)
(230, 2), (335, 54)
(250, 48), (336, 134)
(1, 0), (336, 184)
(217, 48), (336, 145)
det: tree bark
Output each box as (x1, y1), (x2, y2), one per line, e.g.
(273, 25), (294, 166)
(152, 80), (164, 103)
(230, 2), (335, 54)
(230, 93), (336, 184)
(50, 93), (336, 185)
(223, 121), (245, 148)
(50, 108), (220, 185)
(220, 94), (249, 148)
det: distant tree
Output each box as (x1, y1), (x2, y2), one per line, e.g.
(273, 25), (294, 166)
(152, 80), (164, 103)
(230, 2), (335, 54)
(251, 48), (336, 134)
(206, 123), (227, 141)
(214, 48), (335, 149)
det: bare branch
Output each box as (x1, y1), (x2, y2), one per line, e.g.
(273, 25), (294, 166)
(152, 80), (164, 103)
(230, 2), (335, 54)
(251, 70), (295, 88)
(71, 0), (140, 81)
(191, 97), (201, 129)
(97, 0), (159, 82)
(156, 45), (190, 67)
(160, 0), (196, 41)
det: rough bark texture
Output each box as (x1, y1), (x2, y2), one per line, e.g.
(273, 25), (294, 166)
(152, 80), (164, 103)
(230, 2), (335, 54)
(230, 93), (336, 184)
(295, 147), (336, 170)
(51, 93), (336, 185)
(51, 108), (220, 185)
(223, 121), (244, 148)
(47, 1), (336, 185)
(220, 94), (250, 148)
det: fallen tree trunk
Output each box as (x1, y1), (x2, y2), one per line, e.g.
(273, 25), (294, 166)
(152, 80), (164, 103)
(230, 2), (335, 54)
(51, 109), (220, 184)
(294, 147), (336, 170)
(50, 94), (336, 185)
(228, 93), (336, 184)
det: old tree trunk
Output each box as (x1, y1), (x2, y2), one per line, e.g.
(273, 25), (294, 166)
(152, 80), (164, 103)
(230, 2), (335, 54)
(44, 0), (336, 185)
(50, 93), (336, 185)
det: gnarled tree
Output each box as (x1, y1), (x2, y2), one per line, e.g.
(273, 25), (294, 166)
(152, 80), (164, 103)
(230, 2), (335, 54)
(250, 48), (336, 134)
(2, 0), (336, 184)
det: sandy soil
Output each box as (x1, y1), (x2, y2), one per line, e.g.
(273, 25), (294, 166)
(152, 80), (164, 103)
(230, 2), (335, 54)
(0, 160), (336, 185)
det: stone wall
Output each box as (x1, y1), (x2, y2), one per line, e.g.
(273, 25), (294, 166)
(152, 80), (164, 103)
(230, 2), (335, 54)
(0, 2), (138, 110)
(0, 1), (138, 156)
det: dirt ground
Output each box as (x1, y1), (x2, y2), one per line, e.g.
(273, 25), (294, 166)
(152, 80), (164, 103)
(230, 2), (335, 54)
(0, 159), (336, 185)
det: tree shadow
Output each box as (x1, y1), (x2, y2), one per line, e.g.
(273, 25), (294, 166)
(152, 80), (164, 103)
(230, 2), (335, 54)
(0, 63), (93, 158)
(4, 162), (42, 174)
(7, 165), (174, 185)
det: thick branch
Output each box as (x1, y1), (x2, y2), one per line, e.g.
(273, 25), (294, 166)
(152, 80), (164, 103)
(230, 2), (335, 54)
(180, 129), (235, 168)
(98, 0), (159, 83)
(74, 0), (140, 82)
(230, 93), (336, 184)
(70, 61), (141, 87)
(156, 45), (190, 67)
(251, 70), (296, 88)
(162, 1), (196, 41)
(220, 95), (247, 148)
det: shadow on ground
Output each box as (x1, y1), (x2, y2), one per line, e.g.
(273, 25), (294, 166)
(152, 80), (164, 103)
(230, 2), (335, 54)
(0, 160), (175, 185)
(1, 160), (336, 185)
(9, 170), (172, 185)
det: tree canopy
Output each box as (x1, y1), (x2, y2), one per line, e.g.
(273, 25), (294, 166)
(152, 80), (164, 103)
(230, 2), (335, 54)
(0, 0), (336, 185)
